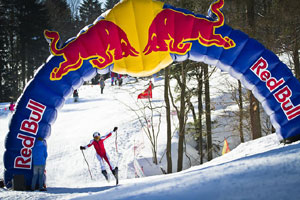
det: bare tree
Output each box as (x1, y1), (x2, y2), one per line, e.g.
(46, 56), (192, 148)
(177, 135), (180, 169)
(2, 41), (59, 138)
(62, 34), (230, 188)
(184, 63), (204, 164)
(203, 64), (213, 161)
(196, 66), (204, 164)
(164, 66), (172, 173)
(168, 61), (190, 172)
(238, 80), (244, 143)
(120, 88), (163, 165)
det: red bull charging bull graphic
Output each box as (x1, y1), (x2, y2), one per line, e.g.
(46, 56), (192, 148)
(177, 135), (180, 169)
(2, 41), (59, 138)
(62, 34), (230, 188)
(143, 0), (235, 55)
(3, 0), (300, 189)
(44, 20), (139, 80)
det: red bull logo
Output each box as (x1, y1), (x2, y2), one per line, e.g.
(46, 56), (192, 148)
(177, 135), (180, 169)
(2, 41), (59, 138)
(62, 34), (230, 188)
(143, 0), (235, 55)
(14, 99), (46, 169)
(251, 57), (300, 121)
(44, 20), (139, 80)
(44, 0), (235, 79)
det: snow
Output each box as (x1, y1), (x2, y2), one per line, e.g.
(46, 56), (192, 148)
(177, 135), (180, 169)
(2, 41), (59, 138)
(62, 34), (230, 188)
(1, 76), (300, 200)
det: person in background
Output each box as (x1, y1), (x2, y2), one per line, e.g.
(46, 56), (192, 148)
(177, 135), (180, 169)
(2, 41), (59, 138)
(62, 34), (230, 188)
(149, 80), (154, 89)
(110, 71), (115, 86)
(9, 101), (15, 113)
(31, 137), (48, 191)
(80, 127), (118, 181)
(117, 74), (123, 86)
(100, 76), (105, 94)
(0, 179), (4, 188)
(73, 89), (79, 102)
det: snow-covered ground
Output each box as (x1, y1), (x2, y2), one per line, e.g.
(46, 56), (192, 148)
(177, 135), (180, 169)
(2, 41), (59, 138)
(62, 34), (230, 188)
(1, 76), (300, 200)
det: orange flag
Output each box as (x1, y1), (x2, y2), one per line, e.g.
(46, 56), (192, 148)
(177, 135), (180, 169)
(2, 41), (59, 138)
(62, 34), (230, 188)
(222, 138), (230, 155)
(137, 85), (152, 99)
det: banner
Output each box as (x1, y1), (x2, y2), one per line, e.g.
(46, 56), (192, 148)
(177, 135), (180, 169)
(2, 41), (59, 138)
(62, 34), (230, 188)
(222, 138), (230, 155)
(137, 85), (152, 99)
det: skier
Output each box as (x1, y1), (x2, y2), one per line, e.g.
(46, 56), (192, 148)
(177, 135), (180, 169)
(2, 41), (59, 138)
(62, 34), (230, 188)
(80, 127), (118, 182)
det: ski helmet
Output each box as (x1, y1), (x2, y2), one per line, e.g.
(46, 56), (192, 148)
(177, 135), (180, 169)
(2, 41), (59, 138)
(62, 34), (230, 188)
(93, 132), (100, 138)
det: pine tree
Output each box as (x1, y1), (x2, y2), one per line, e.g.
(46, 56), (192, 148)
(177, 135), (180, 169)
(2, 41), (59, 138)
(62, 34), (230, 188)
(104, 0), (119, 11)
(45, 0), (75, 44)
(79, 0), (102, 24)
(17, 0), (49, 87)
(0, 0), (8, 101)
(0, 0), (50, 102)
(78, 0), (103, 84)
(1, 0), (21, 101)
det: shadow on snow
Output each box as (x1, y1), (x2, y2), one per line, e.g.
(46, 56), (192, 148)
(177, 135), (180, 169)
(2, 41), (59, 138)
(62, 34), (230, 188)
(45, 185), (116, 194)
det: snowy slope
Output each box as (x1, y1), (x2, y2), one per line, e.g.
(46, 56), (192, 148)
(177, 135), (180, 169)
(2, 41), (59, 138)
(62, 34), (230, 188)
(1, 77), (300, 200)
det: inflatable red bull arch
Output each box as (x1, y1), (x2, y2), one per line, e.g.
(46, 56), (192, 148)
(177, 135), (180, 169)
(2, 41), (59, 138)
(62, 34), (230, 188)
(3, 0), (300, 188)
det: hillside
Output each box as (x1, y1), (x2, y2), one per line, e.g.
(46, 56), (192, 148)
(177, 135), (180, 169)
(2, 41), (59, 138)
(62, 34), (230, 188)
(1, 76), (300, 200)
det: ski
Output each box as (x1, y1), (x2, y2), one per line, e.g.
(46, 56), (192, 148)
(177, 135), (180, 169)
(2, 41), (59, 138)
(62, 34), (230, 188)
(102, 170), (110, 183)
(113, 167), (119, 185)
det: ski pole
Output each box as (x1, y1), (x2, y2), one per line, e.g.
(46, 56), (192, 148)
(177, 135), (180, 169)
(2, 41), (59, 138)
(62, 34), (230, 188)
(115, 130), (120, 166)
(81, 149), (93, 180)
(115, 130), (118, 154)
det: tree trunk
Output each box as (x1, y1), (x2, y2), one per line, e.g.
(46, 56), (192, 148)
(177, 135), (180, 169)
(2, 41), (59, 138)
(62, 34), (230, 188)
(238, 80), (244, 143)
(164, 66), (172, 173)
(246, 0), (262, 140)
(21, 41), (26, 89)
(293, 40), (300, 81)
(246, 0), (255, 29)
(204, 64), (212, 161)
(197, 67), (204, 164)
(249, 91), (262, 139)
(177, 61), (187, 172)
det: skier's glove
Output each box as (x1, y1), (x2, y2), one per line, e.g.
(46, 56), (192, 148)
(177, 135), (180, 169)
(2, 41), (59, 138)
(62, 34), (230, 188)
(113, 127), (118, 132)
(80, 146), (85, 150)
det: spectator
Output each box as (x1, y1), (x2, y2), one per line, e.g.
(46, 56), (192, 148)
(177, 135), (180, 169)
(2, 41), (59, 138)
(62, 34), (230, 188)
(31, 137), (47, 191)
(9, 101), (15, 113)
(100, 76), (105, 94)
(73, 90), (79, 102)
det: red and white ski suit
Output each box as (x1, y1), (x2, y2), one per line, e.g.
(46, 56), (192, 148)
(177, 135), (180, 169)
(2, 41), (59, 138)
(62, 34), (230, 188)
(85, 131), (115, 171)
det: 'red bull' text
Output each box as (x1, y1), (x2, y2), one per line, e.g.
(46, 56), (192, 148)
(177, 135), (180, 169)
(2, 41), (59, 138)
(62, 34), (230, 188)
(250, 57), (300, 121)
(14, 99), (46, 169)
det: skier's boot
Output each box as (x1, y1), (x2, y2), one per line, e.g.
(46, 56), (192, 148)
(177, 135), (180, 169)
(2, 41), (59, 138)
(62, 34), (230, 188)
(102, 170), (109, 182)
(112, 167), (119, 185)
